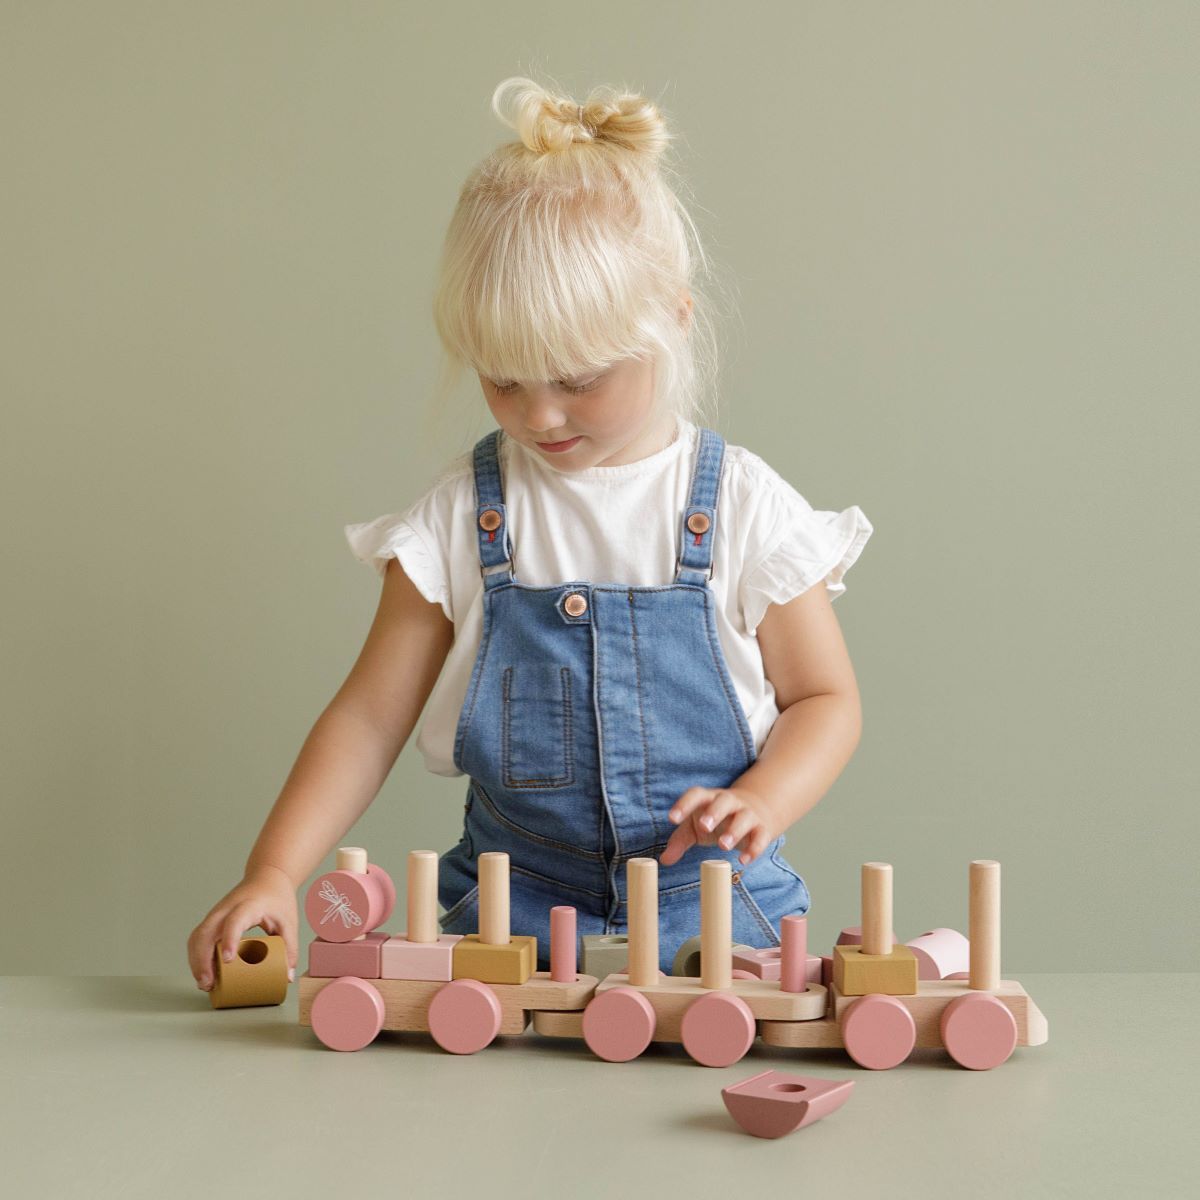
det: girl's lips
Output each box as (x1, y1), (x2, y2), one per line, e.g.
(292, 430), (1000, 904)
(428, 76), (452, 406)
(535, 436), (582, 453)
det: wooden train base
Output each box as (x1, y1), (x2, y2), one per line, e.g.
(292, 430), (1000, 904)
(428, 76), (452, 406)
(296, 850), (1049, 1071)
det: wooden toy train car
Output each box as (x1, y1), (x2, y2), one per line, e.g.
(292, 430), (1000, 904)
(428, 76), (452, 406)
(297, 848), (1048, 1071)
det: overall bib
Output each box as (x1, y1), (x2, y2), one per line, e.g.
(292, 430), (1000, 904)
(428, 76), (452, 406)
(438, 426), (811, 974)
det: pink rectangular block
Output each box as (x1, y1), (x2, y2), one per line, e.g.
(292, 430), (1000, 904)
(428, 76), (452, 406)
(307, 931), (389, 978)
(733, 947), (822, 985)
(380, 933), (464, 981)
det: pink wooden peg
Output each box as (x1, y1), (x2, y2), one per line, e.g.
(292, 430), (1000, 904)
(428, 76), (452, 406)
(550, 906), (577, 983)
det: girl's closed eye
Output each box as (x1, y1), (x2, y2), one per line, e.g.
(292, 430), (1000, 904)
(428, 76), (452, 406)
(491, 377), (603, 396)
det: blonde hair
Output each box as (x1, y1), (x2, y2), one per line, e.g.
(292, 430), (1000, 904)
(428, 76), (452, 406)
(429, 76), (731, 438)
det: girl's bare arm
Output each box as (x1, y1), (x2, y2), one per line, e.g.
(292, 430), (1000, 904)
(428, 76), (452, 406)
(188, 558), (453, 987)
(661, 579), (863, 865)
(244, 557), (455, 885)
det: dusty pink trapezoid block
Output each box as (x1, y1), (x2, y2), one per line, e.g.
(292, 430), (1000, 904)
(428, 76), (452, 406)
(427, 978), (502, 1054)
(722, 1070), (855, 1138)
(940, 991), (1018, 1069)
(681, 991), (756, 1068)
(841, 993), (916, 1070)
(582, 986), (657, 1063)
(310, 976), (386, 1052)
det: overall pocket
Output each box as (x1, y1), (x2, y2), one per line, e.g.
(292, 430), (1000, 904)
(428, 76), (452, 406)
(501, 662), (575, 789)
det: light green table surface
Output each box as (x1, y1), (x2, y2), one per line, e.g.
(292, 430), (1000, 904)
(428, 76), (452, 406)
(3, 974), (1196, 1199)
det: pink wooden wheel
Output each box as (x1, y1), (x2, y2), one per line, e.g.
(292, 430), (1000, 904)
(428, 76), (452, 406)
(940, 991), (1018, 1069)
(841, 993), (916, 1070)
(582, 986), (657, 1062)
(310, 976), (385, 1051)
(680, 992), (756, 1068)
(427, 978), (502, 1054)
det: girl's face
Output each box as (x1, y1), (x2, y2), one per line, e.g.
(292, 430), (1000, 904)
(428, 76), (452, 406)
(478, 354), (678, 471)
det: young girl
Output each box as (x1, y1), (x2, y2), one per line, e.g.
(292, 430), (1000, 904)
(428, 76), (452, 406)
(188, 77), (872, 988)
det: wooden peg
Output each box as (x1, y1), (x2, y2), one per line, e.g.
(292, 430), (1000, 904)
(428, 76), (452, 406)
(406, 850), (439, 944)
(627, 858), (659, 987)
(701, 860), (732, 990)
(969, 859), (1001, 991)
(861, 863), (893, 957)
(478, 852), (510, 946)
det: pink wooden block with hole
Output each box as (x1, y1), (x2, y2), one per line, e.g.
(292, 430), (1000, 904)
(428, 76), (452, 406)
(940, 991), (1018, 1069)
(309, 976), (386, 1051)
(427, 978), (502, 1054)
(733, 946), (783, 979)
(582, 986), (657, 1062)
(304, 864), (396, 942)
(836, 924), (898, 947)
(680, 992), (756, 1067)
(841, 992), (917, 1069)
(905, 927), (971, 980)
(307, 931), (389, 978)
(380, 933), (463, 981)
(722, 1070), (855, 1138)
(945, 971), (970, 980)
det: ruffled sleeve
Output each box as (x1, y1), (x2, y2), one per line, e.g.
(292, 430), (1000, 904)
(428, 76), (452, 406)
(344, 493), (456, 624)
(738, 477), (873, 635)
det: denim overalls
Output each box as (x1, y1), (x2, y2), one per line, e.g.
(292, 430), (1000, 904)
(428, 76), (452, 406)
(438, 425), (811, 974)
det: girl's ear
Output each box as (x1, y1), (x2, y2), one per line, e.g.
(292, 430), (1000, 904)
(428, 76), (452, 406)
(678, 289), (694, 332)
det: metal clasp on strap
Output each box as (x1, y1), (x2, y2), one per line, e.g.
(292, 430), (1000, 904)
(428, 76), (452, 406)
(675, 553), (714, 582)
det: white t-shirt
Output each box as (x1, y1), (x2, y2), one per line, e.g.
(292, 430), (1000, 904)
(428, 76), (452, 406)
(344, 413), (873, 779)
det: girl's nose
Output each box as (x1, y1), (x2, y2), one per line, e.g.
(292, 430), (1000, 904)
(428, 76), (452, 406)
(520, 391), (569, 431)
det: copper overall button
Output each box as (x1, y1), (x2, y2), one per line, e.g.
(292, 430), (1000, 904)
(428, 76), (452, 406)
(563, 592), (588, 617)
(687, 512), (711, 535)
(478, 509), (502, 532)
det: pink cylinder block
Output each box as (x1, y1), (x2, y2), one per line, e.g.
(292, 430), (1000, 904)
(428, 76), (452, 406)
(780, 914), (808, 992)
(905, 927), (970, 980)
(309, 976), (385, 1052)
(681, 992), (757, 1068)
(940, 992), (1018, 1069)
(427, 978), (502, 1054)
(550, 906), (577, 982)
(304, 864), (396, 942)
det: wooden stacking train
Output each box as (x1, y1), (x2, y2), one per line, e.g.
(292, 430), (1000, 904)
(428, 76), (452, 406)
(282, 848), (1047, 1070)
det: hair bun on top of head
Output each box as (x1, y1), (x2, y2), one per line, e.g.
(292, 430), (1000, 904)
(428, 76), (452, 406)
(491, 75), (673, 158)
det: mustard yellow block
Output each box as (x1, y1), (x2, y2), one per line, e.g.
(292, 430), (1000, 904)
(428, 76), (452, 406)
(832, 943), (919, 996)
(452, 935), (537, 985)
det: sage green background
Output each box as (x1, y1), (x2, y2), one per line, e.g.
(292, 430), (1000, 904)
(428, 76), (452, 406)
(2, 1), (1195, 977)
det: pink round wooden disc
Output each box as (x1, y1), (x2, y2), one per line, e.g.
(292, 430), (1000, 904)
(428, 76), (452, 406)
(310, 976), (385, 1052)
(368, 864), (397, 925)
(305, 869), (385, 942)
(680, 992), (756, 1068)
(940, 991), (1018, 1069)
(582, 986), (657, 1062)
(428, 978), (502, 1054)
(841, 993), (916, 1070)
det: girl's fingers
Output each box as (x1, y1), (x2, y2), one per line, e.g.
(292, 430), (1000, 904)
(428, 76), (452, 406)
(659, 819), (697, 866)
(745, 827), (773, 863)
(696, 790), (741, 834)
(667, 787), (717, 826)
(718, 808), (761, 852)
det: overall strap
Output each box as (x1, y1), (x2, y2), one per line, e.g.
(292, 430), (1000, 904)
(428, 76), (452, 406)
(471, 429), (515, 589)
(675, 426), (726, 585)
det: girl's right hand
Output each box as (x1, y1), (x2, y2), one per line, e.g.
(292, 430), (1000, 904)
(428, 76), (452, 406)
(188, 865), (299, 992)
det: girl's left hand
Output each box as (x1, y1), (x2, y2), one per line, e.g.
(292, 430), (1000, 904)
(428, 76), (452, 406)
(659, 786), (779, 868)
